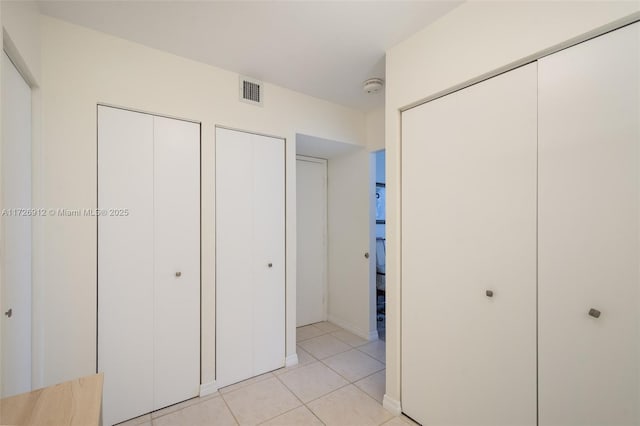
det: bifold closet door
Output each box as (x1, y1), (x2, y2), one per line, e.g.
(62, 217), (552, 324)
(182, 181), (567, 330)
(401, 63), (537, 425)
(153, 116), (200, 410)
(216, 127), (285, 388)
(538, 23), (639, 426)
(99, 106), (200, 426)
(1, 51), (32, 398)
(98, 107), (155, 426)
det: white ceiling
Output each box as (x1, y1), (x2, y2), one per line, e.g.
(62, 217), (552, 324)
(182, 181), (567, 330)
(37, 1), (462, 111)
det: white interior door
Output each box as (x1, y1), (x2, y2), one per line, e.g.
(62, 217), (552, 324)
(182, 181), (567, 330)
(153, 116), (200, 410)
(252, 134), (285, 375)
(1, 51), (32, 398)
(99, 107), (200, 425)
(538, 23), (640, 426)
(215, 128), (254, 387)
(216, 127), (285, 387)
(296, 157), (327, 327)
(98, 106), (155, 426)
(401, 63), (538, 426)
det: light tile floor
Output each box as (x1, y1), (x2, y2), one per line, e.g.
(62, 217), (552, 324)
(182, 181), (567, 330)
(119, 322), (418, 426)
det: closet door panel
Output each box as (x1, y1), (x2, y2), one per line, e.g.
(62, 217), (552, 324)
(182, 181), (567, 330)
(401, 63), (537, 425)
(215, 128), (255, 386)
(153, 116), (201, 409)
(252, 135), (285, 375)
(538, 23), (640, 426)
(98, 106), (154, 426)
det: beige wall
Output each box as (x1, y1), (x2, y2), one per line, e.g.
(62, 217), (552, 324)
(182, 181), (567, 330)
(366, 106), (384, 152)
(38, 15), (366, 389)
(1, 0), (40, 85)
(384, 1), (640, 412)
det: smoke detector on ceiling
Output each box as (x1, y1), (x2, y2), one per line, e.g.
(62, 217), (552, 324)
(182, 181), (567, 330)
(363, 78), (384, 94)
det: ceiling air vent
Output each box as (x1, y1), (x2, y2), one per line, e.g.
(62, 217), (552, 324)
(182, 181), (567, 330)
(239, 76), (263, 106)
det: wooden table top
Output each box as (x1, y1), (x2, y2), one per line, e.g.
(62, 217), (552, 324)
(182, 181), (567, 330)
(0, 373), (103, 426)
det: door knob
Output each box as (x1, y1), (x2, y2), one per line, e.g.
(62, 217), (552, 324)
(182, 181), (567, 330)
(268, 263), (273, 268)
(364, 252), (370, 259)
(4, 308), (12, 318)
(485, 290), (494, 298)
(175, 272), (182, 277)
(588, 308), (601, 318)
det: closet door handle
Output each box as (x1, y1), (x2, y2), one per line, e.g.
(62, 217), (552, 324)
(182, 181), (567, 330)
(485, 290), (494, 298)
(175, 272), (182, 277)
(588, 308), (601, 318)
(268, 263), (273, 268)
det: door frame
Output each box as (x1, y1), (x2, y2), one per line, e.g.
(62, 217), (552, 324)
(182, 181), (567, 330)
(295, 155), (328, 325)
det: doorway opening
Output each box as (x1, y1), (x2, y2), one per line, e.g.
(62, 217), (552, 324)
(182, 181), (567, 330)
(295, 133), (376, 338)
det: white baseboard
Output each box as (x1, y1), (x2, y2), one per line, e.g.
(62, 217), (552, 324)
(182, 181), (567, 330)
(199, 381), (219, 397)
(383, 394), (402, 416)
(327, 314), (377, 341)
(285, 353), (299, 367)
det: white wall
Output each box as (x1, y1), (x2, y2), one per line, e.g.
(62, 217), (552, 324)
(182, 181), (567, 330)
(37, 15), (366, 389)
(327, 147), (376, 339)
(366, 106), (384, 152)
(384, 1), (640, 412)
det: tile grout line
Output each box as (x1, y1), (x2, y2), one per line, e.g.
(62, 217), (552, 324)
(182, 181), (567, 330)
(353, 365), (386, 393)
(298, 323), (387, 397)
(299, 381), (352, 406)
(354, 346), (386, 364)
(218, 388), (242, 426)
(291, 323), (391, 420)
(219, 372), (274, 396)
(276, 359), (351, 405)
(300, 325), (392, 419)
(271, 368), (328, 425)
(316, 345), (385, 382)
(149, 394), (209, 422)
(318, 354), (381, 385)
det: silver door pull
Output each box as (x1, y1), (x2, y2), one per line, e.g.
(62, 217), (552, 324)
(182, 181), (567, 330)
(588, 308), (601, 318)
(268, 263), (273, 268)
(175, 272), (182, 277)
(486, 290), (494, 298)
(4, 308), (12, 318)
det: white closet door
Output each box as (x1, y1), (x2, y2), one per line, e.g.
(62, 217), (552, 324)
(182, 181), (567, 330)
(98, 106), (154, 426)
(153, 116), (200, 410)
(401, 63), (537, 425)
(296, 157), (327, 327)
(252, 134), (285, 375)
(538, 23), (640, 426)
(215, 128), (254, 387)
(215, 127), (285, 387)
(1, 52), (32, 398)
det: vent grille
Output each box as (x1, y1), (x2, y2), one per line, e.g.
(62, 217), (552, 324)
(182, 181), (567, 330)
(239, 76), (263, 106)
